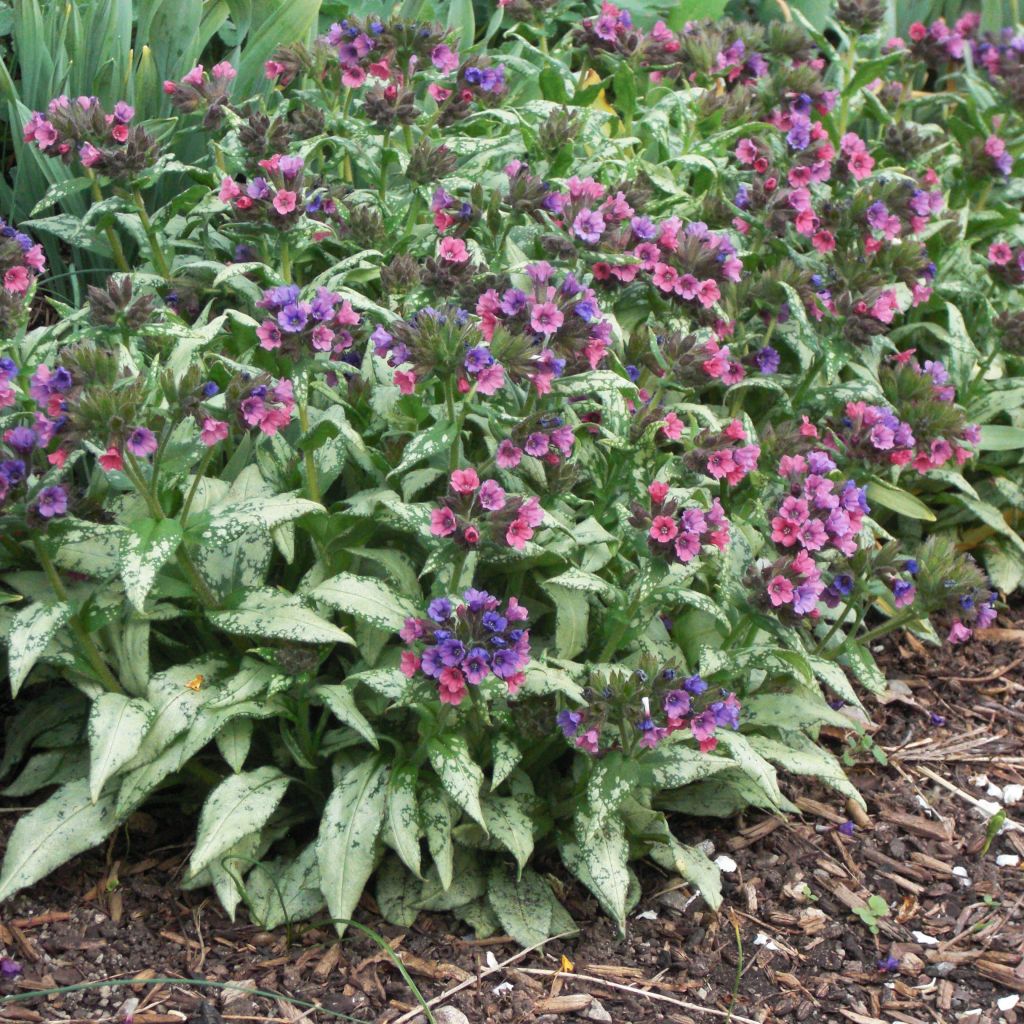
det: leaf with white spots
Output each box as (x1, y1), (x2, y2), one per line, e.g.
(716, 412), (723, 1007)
(189, 767), (290, 876)
(482, 796), (534, 877)
(119, 518), (183, 612)
(215, 718), (253, 772)
(486, 863), (553, 947)
(208, 589), (354, 645)
(427, 734), (486, 831)
(88, 693), (154, 802)
(714, 731), (784, 807)
(195, 495), (323, 546)
(0, 779), (120, 902)
(562, 812), (629, 933)
(317, 757), (389, 936)
(312, 573), (419, 632)
(376, 857), (421, 928)
(420, 786), (455, 890)
(7, 602), (71, 695)
(747, 732), (864, 808)
(386, 761), (422, 878)
(315, 685), (378, 748)
(247, 842), (325, 930)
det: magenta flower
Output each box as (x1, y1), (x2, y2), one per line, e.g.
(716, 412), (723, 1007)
(450, 468), (479, 494)
(767, 575), (794, 606)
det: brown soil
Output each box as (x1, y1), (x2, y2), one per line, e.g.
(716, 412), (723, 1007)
(1, 615), (1023, 1024)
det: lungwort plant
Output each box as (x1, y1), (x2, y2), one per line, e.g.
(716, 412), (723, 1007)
(0, 0), (1020, 946)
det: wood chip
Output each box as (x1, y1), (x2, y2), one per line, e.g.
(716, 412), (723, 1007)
(312, 944), (341, 981)
(533, 994), (594, 1013)
(976, 960), (1024, 992)
(0, 1008), (43, 1022)
(879, 810), (954, 842)
(8, 912), (71, 929)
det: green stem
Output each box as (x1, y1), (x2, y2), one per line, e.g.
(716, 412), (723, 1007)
(297, 399), (322, 504)
(280, 237), (292, 285)
(448, 548), (469, 592)
(179, 447), (216, 528)
(379, 130), (391, 203)
(598, 594), (642, 662)
(814, 595), (857, 655)
(837, 42), (857, 137)
(33, 540), (122, 694)
(87, 173), (130, 273)
(123, 452), (220, 609)
(858, 610), (917, 646)
(402, 124), (415, 153)
(791, 352), (824, 409)
(132, 189), (171, 279)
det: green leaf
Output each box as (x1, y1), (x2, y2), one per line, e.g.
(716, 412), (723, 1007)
(189, 767), (289, 876)
(315, 684), (378, 749)
(713, 731), (784, 806)
(194, 495), (323, 546)
(317, 757), (389, 937)
(740, 691), (854, 732)
(208, 589), (354, 645)
(491, 734), (522, 789)
(840, 645), (887, 695)
(234, 0), (319, 96)
(807, 655), (864, 711)
(215, 718), (253, 773)
(564, 812), (629, 933)
(487, 863), (554, 948)
(386, 761), (422, 879)
(956, 497), (1024, 555)
(247, 842), (325, 930)
(6, 602), (70, 695)
(87, 694), (154, 803)
(482, 796), (534, 877)
(312, 573), (419, 631)
(445, 0), (474, 48)
(420, 786), (455, 890)
(866, 480), (936, 522)
(0, 780), (120, 902)
(747, 733), (864, 809)
(540, 583), (589, 660)
(647, 832), (722, 911)
(427, 734), (486, 830)
(119, 518), (183, 612)
(30, 177), (92, 216)
(376, 857), (421, 928)
(644, 742), (736, 789)
(979, 425), (1024, 451)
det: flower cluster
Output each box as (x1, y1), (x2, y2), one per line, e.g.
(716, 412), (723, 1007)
(255, 284), (362, 363)
(476, 263), (612, 389)
(911, 537), (999, 644)
(23, 96), (159, 180)
(163, 62), (236, 127)
(372, 306), (505, 397)
(557, 666), (741, 755)
(629, 481), (730, 566)
(229, 375), (295, 437)
(495, 415), (575, 470)
(988, 239), (1024, 285)
(399, 589), (531, 705)
(430, 469), (544, 551)
(0, 218), (45, 337)
(218, 153), (313, 228)
(681, 419), (761, 486)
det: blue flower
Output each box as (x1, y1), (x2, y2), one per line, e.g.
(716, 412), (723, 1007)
(427, 598), (452, 622)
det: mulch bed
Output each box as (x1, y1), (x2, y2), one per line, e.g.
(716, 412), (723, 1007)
(1, 613), (1023, 1024)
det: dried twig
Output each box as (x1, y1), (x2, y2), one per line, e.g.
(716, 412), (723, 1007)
(915, 765), (1024, 832)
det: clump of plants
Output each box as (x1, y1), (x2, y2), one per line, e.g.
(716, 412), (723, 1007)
(0, 1), (1021, 947)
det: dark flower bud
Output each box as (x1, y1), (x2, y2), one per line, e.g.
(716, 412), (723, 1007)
(405, 139), (457, 185)
(380, 253), (421, 295)
(835, 0), (886, 32)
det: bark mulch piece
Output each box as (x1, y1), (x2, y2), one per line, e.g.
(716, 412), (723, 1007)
(2, 609), (1023, 1024)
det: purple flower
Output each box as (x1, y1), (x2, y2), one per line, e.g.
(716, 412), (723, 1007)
(630, 216), (656, 240)
(500, 289), (527, 315)
(877, 955), (899, 973)
(246, 177), (271, 200)
(438, 638), (466, 666)
(481, 610), (507, 632)
(663, 689), (691, 719)
(279, 155), (304, 180)
(464, 347), (493, 373)
(490, 647), (520, 679)
(4, 426), (36, 453)
(463, 648), (490, 684)
(557, 709), (583, 738)
(755, 346), (780, 374)
(574, 297), (600, 323)
(0, 957), (21, 978)
(125, 427), (158, 456)
(929, 712), (946, 726)
(36, 485), (68, 518)
(683, 674), (707, 695)
(278, 303), (309, 333)
(572, 209), (606, 244)
(525, 432), (549, 457)
(786, 115), (811, 150)
(427, 598), (452, 622)
(837, 820), (855, 836)
(420, 646), (443, 677)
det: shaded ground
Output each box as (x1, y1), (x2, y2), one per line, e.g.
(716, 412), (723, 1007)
(1, 614), (1023, 1024)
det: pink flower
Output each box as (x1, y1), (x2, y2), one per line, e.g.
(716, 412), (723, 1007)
(506, 518), (533, 549)
(948, 620), (972, 644)
(79, 142), (102, 167)
(496, 439), (523, 468)
(257, 320), (282, 350)
(530, 302), (563, 335)
(674, 532), (701, 562)
(431, 43), (460, 73)
(696, 279), (720, 307)
(575, 729), (600, 754)
(652, 263), (679, 293)
(3, 267), (29, 294)
(649, 515), (678, 543)
(400, 650), (421, 678)
(430, 507), (457, 537)
(438, 667), (467, 705)
(771, 517), (801, 547)
(479, 479), (506, 511)
(648, 480), (669, 503)
(182, 65), (205, 86)
(661, 411), (684, 441)
(211, 61), (236, 80)
(200, 418), (228, 446)
(812, 230), (836, 253)
(264, 60), (286, 80)
(706, 450), (736, 480)
(989, 242), (1013, 265)
(125, 426), (158, 456)
(219, 177), (241, 202)
(98, 446), (123, 471)
(273, 190), (297, 215)
(450, 468), (480, 494)
(438, 236), (470, 263)
(394, 370), (416, 394)
(767, 575), (794, 606)
(475, 363), (504, 395)
(723, 419), (746, 441)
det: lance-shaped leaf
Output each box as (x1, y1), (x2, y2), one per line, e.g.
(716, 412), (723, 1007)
(88, 693), (155, 802)
(119, 518), (183, 611)
(317, 757), (389, 936)
(194, 495), (323, 546)
(427, 734), (487, 830)
(208, 589), (354, 645)
(312, 573), (419, 632)
(7, 602), (71, 695)
(487, 863), (553, 948)
(189, 767), (290, 876)
(482, 796), (534, 877)
(386, 761), (422, 878)
(0, 780), (120, 902)
(315, 685), (378, 748)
